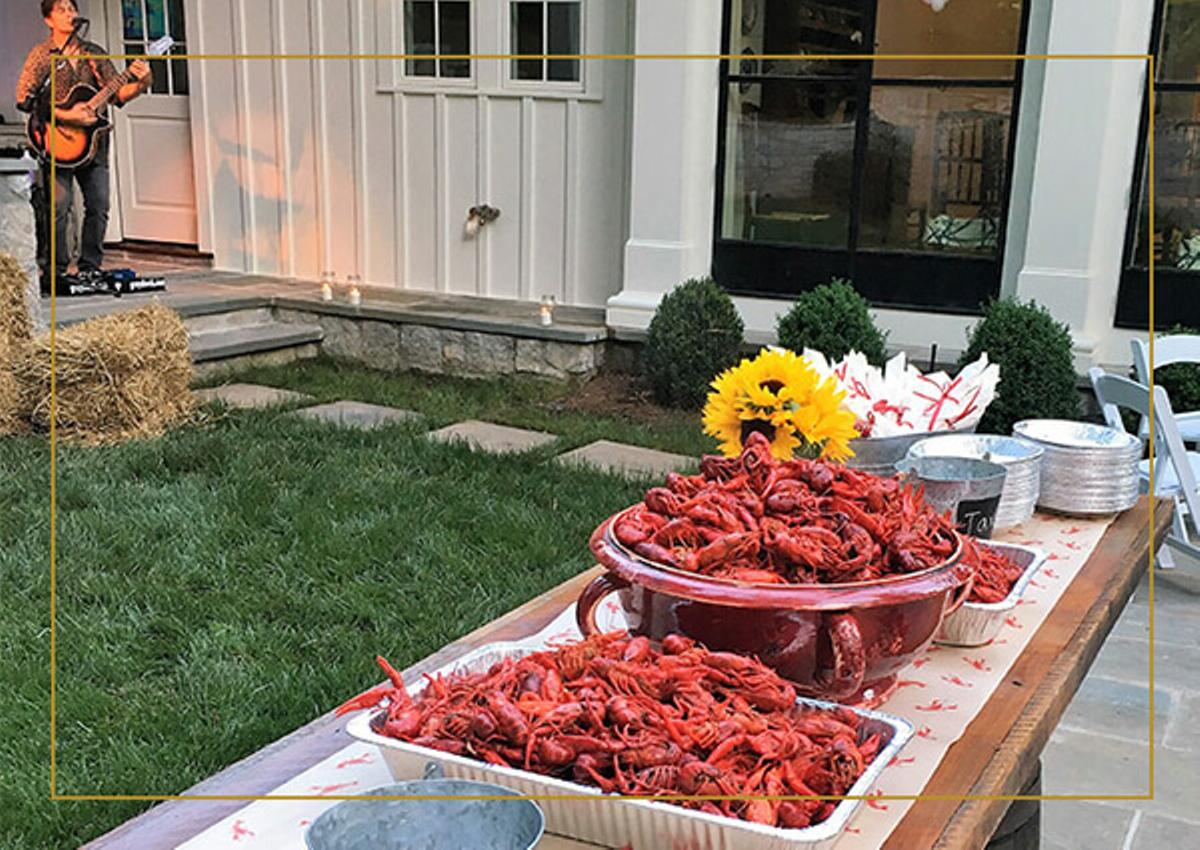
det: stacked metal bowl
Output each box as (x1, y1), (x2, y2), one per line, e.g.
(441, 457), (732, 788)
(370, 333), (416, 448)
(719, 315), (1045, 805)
(1012, 420), (1142, 515)
(906, 434), (1044, 529)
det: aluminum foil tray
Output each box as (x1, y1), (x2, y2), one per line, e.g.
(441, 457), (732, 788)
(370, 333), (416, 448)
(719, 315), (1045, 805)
(345, 641), (914, 850)
(1013, 420), (1141, 516)
(935, 540), (1046, 647)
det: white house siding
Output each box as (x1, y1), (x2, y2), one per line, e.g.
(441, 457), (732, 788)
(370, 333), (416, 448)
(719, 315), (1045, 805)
(185, 0), (632, 308)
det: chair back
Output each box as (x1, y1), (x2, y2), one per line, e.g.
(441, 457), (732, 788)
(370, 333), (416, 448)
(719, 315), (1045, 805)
(1130, 334), (1200, 384)
(1089, 367), (1200, 534)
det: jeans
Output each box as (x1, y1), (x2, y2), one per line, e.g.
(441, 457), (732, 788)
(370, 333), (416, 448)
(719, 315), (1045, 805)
(53, 157), (110, 274)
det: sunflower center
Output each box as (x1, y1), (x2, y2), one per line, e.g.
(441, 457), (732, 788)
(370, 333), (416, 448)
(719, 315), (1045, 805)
(740, 419), (775, 443)
(760, 380), (785, 394)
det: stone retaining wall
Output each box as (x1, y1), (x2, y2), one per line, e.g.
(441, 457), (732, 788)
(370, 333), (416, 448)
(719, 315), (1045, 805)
(274, 308), (606, 380)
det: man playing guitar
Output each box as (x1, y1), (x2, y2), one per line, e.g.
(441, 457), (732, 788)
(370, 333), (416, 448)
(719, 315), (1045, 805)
(15, 0), (152, 288)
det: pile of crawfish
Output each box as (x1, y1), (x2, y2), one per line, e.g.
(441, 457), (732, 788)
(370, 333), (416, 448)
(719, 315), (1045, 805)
(337, 631), (882, 830)
(611, 431), (957, 584)
(959, 537), (1026, 604)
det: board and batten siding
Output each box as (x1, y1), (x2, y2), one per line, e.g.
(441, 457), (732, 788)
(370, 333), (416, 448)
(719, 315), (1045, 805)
(184, 0), (633, 307)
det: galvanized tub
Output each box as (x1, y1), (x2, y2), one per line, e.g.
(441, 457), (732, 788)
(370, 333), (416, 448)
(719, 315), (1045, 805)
(304, 763), (545, 850)
(847, 428), (970, 478)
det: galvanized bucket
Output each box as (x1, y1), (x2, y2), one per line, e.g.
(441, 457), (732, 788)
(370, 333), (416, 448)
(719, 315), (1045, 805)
(894, 456), (1008, 539)
(305, 762), (545, 850)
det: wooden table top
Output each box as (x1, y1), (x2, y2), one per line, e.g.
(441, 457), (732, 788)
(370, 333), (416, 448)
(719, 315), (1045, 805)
(85, 497), (1170, 850)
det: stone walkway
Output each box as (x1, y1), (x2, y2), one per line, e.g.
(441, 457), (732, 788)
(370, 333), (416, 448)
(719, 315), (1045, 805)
(196, 386), (1200, 845)
(1042, 563), (1200, 849)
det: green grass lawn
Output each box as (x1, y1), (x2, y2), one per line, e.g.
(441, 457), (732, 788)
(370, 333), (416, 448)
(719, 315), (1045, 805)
(0, 358), (714, 849)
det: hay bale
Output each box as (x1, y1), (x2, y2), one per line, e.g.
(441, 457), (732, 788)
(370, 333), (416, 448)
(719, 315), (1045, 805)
(0, 369), (23, 435)
(13, 302), (197, 444)
(0, 252), (32, 435)
(0, 251), (32, 358)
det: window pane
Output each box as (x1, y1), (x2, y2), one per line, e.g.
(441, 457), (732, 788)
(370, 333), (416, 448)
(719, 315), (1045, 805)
(1133, 91), (1200, 270)
(149, 57), (169, 94)
(439, 1), (470, 78)
(858, 87), (1012, 255)
(1159, 0), (1200, 83)
(512, 1), (544, 80)
(732, 0), (867, 78)
(171, 45), (188, 95)
(405, 0), (436, 77)
(547, 2), (580, 82)
(145, 0), (167, 39)
(167, 0), (187, 42)
(122, 0), (144, 41)
(720, 81), (858, 247)
(873, 0), (1020, 80)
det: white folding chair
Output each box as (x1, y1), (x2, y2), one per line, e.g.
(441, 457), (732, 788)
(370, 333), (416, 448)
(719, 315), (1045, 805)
(1130, 336), (1200, 444)
(1090, 367), (1200, 568)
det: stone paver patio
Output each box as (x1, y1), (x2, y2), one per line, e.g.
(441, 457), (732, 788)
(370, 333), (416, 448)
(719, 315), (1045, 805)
(1042, 564), (1200, 848)
(425, 419), (558, 453)
(290, 400), (421, 429)
(194, 383), (314, 409)
(554, 439), (696, 478)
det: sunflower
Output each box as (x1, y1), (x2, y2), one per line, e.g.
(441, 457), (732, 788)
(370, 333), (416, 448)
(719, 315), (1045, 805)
(702, 347), (859, 461)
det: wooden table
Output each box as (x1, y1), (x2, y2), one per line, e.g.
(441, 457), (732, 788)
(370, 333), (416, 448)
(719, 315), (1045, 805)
(85, 497), (1170, 850)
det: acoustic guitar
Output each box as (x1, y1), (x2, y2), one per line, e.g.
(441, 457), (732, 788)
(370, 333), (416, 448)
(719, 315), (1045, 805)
(26, 35), (174, 169)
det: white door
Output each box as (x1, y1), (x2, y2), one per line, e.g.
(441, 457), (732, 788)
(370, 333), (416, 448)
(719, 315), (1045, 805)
(104, 0), (197, 244)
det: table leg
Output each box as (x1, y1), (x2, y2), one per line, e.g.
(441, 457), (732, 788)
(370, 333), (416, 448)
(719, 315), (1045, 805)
(984, 759), (1041, 849)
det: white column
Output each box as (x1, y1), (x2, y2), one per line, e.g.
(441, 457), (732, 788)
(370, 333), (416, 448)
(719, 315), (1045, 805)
(1014, 0), (1155, 364)
(607, 0), (723, 333)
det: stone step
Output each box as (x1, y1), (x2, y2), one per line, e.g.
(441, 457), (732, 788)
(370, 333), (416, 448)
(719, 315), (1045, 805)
(194, 383), (315, 409)
(189, 322), (324, 364)
(290, 400), (422, 429)
(426, 420), (558, 454)
(183, 307), (275, 334)
(555, 440), (696, 479)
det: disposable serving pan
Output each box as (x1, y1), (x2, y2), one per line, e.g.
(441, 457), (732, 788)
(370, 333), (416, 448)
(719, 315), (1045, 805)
(345, 640), (914, 850)
(935, 541), (1046, 647)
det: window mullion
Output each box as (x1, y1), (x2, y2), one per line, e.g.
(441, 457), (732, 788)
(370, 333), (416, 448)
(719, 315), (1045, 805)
(846, 2), (881, 265)
(542, 0), (549, 81)
(436, 0), (442, 79)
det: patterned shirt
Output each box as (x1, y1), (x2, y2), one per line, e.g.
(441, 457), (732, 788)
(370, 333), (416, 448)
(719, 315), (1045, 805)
(15, 36), (123, 114)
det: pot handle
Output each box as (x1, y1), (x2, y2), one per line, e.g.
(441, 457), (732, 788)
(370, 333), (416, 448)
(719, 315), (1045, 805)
(576, 571), (631, 637)
(814, 612), (866, 701)
(944, 570), (975, 617)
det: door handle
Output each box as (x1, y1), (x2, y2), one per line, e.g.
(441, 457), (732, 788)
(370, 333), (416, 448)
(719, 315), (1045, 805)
(465, 204), (501, 237)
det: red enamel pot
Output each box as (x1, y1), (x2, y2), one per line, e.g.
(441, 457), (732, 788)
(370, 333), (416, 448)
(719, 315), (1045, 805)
(582, 506), (972, 706)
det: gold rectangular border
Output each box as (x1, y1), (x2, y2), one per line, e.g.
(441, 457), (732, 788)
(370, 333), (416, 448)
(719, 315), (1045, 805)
(44, 51), (1152, 811)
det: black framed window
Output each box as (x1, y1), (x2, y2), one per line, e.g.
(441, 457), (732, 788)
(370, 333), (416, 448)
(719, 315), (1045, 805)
(713, 0), (1028, 314)
(1116, 0), (1200, 330)
(510, 1), (582, 83)
(404, 0), (471, 79)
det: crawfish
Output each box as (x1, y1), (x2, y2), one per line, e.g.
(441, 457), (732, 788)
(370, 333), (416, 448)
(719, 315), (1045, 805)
(614, 507), (665, 547)
(485, 690), (529, 744)
(644, 487), (683, 516)
(681, 531), (761, 573)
